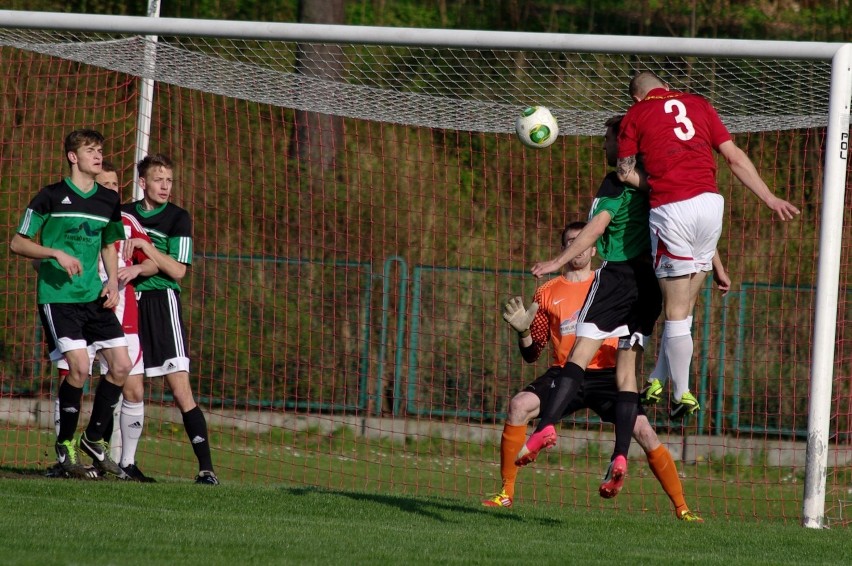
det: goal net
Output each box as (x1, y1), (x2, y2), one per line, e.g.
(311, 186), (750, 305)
(0, 12), (850, 526)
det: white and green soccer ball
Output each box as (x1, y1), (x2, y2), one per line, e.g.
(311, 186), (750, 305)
(515, 106), (559, 149)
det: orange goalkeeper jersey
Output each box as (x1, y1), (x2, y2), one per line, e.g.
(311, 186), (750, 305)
(527, 274), (618, 369)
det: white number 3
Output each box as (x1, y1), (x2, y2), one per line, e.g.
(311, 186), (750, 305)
(664, 99), (695, 141)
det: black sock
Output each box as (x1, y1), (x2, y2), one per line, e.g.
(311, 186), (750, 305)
(183, 406), (214, 472)
(535, 362), (584, 432)
(85, 379), (123, 442)
(613, 391), (640, 459)
(57, 380), (83, 443)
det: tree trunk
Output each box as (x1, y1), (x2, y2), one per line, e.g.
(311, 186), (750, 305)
(291, 0), (346, 174)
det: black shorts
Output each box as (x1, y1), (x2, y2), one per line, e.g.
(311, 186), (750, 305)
(39, 300), (126, 355)
(137, 288), (190, 377)
(578, 257), (662, 343)
(523, 366), (645, 424)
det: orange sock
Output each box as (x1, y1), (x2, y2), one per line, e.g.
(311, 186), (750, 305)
(500, 423), (527, 498)
(647, 444), (688, 513)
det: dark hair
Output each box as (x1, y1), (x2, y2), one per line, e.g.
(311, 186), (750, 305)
(64, 129), (104, 167)
(137, 153), (174, 179)
(561, 221), (587, 247)
(605, 115), (624, 135)
(100, 159), (116, 173)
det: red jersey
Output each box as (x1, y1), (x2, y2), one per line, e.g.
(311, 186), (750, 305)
(526, 275), (618, 369)
(98, 212), (151, 333)
(618, 88), (731, 208)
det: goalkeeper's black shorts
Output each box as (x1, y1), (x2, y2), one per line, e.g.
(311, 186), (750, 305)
(523, 366), (646, 424)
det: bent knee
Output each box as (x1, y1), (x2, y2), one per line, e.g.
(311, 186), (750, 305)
(507, 392), (539, 425)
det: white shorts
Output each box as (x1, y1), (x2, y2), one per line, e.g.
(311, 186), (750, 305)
(55, 334), (144, 376)
(649, 192), (724, 278)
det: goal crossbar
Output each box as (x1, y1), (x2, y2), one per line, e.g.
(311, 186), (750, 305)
(0, 9), (849, 529)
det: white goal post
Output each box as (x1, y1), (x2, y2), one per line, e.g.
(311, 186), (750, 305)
(0, 9), (849, 528)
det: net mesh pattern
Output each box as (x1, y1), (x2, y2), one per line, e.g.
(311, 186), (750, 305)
(0, 29), (831, 135)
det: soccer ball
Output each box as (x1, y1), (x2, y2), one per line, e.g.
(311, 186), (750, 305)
(515, 106), (559, 149)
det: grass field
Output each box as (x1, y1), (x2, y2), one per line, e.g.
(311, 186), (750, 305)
(4, 422), (851, 530)
(1, 474), (850, 565)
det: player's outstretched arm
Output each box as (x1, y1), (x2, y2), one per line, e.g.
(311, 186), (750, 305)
(718, 140), (800, 221)
(11, 234), (81, 277)
(530, 211), (610, 279)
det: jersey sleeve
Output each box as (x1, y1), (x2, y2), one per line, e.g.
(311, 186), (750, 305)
(102, 199), (125, 246)
(521, 287), (549, 363)
(16, 189), (51, 238)
(168, 209), (193, 265)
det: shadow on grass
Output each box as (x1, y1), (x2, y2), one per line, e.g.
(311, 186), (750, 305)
(0, 465), (50, 479)
(279, 485), (562, 526)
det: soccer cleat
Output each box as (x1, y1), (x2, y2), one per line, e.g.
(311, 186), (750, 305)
(599, 454), (628, 499)
(677, 509), (704, 523)
(55, 439), (90, 478)
(78, 433), (123, 477)
(669, 391), (700, 420)
(195, 470), (220, 485)
(640, 378), (663, 405)
(45, 462), (68, 479)
(481, 490), (513, 508)
(514, 424), (557, 467)
(120, 463), (157, 483)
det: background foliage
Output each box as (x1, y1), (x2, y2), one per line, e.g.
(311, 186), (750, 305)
(5, 0), (852, 41)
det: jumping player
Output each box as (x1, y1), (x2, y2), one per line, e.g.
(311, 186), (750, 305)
(617, 71), (798, 418)
(527, 115), (661, 498)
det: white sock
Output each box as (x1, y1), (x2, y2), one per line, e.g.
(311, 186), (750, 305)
(664, 318), (693, 401)
(119, 400), (145, 468)
(53, 398), (60, 437)
(110, 393), (123, 462)
(650, 315), (692, 386)
(649, 328), (668, 385)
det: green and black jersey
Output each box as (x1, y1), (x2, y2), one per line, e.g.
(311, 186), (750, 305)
(17, 178), (124, 304)
(122, 200), (193, 292)
(589, 172), (651, 262)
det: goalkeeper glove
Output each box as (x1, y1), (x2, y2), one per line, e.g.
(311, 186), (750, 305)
(502, 296), (539, 338)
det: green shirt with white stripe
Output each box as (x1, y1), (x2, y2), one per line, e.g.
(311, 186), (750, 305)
(17, 178), (124, 304)
(122, 200), (193, 292)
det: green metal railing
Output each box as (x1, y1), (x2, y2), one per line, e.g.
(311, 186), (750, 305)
(20, 253), (819, 438)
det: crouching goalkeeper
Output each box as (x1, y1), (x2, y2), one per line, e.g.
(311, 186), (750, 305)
(482, 220), (702, 522)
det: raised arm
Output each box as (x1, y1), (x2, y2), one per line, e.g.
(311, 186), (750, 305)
(530, 211), (610, 279)
(615, 155), (649, 191)
(718, 140), (800, 221)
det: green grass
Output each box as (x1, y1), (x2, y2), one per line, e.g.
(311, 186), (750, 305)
(0, 476), (849, 566)
(4, 423), (846, 526)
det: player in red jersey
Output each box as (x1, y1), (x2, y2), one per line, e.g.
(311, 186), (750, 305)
(482, 222), (702, 521)
(616, 71), (799, 419)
